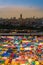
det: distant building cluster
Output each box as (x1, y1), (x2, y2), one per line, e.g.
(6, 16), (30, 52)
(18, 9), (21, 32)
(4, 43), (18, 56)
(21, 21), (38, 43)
(0, 14), (43, 33)
(0, 14), (43, 27)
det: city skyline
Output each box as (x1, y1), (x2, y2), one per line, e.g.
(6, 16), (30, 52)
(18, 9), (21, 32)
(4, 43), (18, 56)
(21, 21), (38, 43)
(0, 0), (43, 18)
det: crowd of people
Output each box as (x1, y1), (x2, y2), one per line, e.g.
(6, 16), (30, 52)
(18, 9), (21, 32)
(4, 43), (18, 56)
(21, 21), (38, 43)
(0, 36), (43, 65)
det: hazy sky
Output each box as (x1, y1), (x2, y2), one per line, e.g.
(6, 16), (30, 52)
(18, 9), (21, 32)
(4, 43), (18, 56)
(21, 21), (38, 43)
(0, 0), (43, 18)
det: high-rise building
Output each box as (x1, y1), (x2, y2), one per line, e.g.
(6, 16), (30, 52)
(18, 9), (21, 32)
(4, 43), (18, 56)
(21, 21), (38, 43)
(20, 14), (22, 19)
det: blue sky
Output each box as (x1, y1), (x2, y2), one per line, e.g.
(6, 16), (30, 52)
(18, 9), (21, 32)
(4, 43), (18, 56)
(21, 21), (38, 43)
(0, 0), (43, 8)
(0, 0), (43, 18)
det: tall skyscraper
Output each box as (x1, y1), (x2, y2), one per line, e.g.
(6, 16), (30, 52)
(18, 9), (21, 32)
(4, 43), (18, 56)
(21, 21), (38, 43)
(20, 14), (22, 19)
